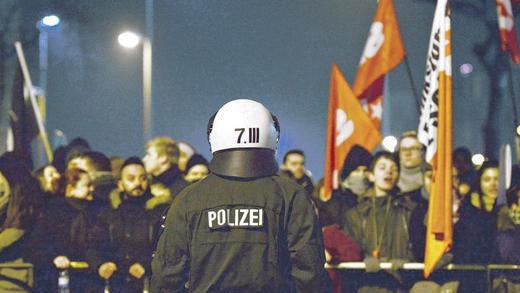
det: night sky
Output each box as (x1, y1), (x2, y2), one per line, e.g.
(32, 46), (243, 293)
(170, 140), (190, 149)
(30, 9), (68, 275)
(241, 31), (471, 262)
(37, 0), (519, 178)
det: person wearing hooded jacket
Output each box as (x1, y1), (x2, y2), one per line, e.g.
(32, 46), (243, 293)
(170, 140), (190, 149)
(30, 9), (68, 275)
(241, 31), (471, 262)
(151, 99), (331, 293)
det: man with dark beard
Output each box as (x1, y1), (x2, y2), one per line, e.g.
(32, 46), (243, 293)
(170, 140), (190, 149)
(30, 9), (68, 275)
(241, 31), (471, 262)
(93, 157), (160, 293)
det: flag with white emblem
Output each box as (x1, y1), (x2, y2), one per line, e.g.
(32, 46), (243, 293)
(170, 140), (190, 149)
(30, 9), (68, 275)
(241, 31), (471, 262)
(323, 64), (381, 199)
(353, 0), (405, 129)
(418, 0), (453, 278)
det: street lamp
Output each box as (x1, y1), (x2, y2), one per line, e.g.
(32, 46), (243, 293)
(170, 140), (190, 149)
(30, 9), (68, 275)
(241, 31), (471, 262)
(118, 0), (154, 144)
(117, 30), (152, 143)
(37, 14), (60, 93)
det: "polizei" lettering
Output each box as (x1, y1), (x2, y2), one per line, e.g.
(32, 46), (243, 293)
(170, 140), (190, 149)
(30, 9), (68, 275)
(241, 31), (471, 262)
(207, 208), (264, 229)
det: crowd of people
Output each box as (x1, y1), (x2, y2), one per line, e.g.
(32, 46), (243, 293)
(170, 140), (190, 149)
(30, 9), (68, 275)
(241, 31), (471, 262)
(0, 130), (519, 292)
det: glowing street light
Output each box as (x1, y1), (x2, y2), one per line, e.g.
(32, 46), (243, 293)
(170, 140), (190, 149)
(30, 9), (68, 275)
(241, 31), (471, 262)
(472, 153), (485, 166)
(382, 136), (398, 152)
(118, 31), (141, 49)
(41, 15), (60, 27)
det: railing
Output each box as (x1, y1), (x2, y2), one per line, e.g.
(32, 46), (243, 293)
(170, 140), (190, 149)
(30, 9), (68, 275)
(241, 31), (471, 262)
(326, 262), (520, 293)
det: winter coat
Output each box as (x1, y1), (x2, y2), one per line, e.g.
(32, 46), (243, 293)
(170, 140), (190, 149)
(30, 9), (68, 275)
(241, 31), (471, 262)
(91, 193), (161, 293)
(29, 196), (104, 292)
(453, 198), (499, 264)
(342, 190), (416, 261)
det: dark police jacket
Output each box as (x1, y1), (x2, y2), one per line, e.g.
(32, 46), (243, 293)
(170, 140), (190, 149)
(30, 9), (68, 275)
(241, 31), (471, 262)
(151, 173), (331, 293)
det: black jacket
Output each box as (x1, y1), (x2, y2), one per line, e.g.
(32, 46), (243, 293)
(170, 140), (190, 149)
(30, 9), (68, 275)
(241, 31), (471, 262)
(453, 198), (499, 264)
(91, 193), (161, 292)
(30, 197), (104, 292)
(151, 173), (331, 293)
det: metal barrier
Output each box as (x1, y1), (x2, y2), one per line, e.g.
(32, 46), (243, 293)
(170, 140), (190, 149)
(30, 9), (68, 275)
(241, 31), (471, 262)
(325, 262), (520, 293)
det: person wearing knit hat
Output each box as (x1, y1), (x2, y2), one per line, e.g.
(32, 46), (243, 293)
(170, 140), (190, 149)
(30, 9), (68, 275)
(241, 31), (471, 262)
(183, 154), (209, 184)
(316, 145), (373, 227)
(340, 145), (373, 195)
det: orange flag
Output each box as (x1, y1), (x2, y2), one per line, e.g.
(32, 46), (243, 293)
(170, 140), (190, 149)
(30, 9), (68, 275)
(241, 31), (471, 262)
(417, 0), (453, 278)
(323, 64), (382, 198)
(353, 0), (405, 129)
(496, 0), (520, 64)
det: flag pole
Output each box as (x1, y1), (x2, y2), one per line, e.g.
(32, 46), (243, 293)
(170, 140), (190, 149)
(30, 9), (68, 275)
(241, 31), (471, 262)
(404, 55), (422, 114)
(14, 42), (53, 162)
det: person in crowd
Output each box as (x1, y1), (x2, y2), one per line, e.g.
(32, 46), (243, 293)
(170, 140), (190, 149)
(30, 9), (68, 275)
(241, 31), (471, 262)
(31, 167), (103, 292)
(183, 154), (209, 184)
(94, 157), (160, 292)
(317, 145), (373, 227)
(67, 151), (114, 204)
(453, 147), (477, 199)
(34, 164), (62, 200)
(397, 131), (425, 194)
(343, 151), (415, 260)
(496, 185), (520, 264)
(342, 151), (415, 293)
(177, 141), (196, 173)
(280, 149), (314, 195)
(143, 137), (187, 200)
(0, 153), (42, 292)
(453, 161), (500, 265)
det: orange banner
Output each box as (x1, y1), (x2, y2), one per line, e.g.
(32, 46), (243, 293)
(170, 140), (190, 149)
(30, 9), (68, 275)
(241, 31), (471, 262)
(353, 0), (405, 128)
(323, 64), (381, 198)
(417, 0), (453, 278)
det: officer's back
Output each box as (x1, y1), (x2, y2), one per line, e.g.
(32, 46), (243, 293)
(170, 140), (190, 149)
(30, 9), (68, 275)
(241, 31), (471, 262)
(151, 99), (331, 293)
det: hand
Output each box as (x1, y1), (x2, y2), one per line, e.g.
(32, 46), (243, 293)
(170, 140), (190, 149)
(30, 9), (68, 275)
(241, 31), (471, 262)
(98, 262), (117, 279)
(53, 256), (70, 269)
(129, 263), (146, 279)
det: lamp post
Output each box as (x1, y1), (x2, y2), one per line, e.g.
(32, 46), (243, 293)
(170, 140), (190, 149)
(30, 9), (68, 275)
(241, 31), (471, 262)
(37, 14), (60, 94)
(118, 0), (154, 144)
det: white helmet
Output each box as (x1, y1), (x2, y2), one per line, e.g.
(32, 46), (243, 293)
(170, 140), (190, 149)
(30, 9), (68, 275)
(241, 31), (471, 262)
(208, 99), (280, 153)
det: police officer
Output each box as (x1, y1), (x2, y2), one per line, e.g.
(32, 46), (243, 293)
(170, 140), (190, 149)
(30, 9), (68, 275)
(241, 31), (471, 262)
(151, 99), (331, 292)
